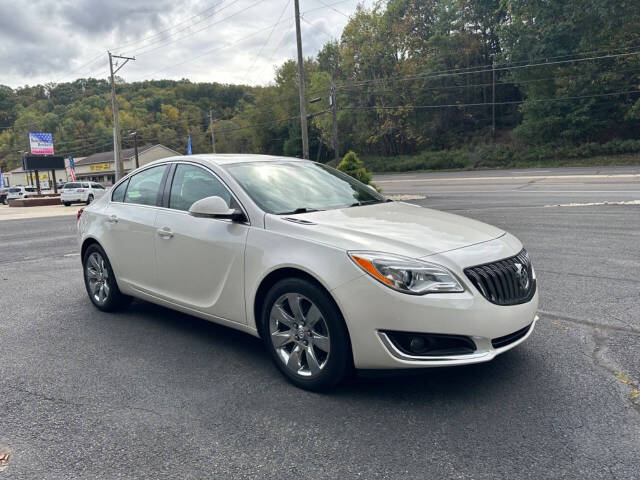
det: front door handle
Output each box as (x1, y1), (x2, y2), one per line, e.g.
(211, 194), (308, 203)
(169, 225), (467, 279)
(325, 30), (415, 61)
(157, 227), (174, 239)
(107, 214), (118, 223)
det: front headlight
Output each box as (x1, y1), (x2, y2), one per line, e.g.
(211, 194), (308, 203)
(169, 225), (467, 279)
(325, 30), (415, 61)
(348, 251), (464, 295)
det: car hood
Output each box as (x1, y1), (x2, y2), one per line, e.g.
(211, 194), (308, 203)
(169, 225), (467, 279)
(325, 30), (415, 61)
(265, 201), (505, 258)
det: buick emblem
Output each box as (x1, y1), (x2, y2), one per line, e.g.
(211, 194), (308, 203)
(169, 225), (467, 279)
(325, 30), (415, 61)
(514, 263), (530, 290)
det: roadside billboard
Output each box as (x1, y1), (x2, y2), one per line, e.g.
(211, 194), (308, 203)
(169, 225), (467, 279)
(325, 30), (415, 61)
(29, 132), (55, 155)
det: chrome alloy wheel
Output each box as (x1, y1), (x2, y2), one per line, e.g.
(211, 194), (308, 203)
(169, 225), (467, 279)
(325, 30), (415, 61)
(86, 252), (110, 304)
(269, 293), (331, 377)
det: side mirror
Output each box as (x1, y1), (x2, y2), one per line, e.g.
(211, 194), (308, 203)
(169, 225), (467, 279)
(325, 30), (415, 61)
(189, 196), (246, 222)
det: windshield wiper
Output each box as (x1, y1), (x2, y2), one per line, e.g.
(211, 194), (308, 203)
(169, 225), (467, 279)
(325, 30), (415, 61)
(278, 207), (322, 215)
(347, 199), (384, 207)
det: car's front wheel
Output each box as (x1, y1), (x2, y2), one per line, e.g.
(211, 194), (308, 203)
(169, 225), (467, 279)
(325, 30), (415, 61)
(261, 278), (351, 391)
(86, 194), (94, 205)
(83, 244), (130, 312)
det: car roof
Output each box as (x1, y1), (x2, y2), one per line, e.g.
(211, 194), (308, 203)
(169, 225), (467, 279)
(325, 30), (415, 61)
(166, 154), (309, 167)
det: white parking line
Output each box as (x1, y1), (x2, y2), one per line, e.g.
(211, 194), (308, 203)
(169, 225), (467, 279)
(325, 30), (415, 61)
(376, 173), (640, 183)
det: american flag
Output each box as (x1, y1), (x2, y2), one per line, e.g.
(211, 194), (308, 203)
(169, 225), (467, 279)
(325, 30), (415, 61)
(29, 132), (54, 155)
(68, 156), (76, 181)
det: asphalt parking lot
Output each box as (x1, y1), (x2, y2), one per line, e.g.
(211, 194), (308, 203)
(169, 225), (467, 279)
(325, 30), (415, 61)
(1, 165), (639, 479)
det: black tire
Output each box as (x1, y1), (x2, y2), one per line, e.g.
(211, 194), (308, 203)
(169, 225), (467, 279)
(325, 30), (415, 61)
(261, 278), (352, 391)
(86, 194), (94, 205)
(64, 202), (70, 206)
(82, 243), (131, 312)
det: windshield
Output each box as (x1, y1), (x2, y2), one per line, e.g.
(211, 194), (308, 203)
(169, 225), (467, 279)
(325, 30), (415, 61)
(225, 161), (384, 214)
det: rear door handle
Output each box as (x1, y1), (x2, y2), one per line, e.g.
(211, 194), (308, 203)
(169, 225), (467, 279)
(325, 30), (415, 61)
(157, 227), (174, 239)
(107, 215), (118, 223)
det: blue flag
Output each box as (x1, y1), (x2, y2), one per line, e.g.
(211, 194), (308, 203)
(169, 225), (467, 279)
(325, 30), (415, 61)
(187, 135), (192, 155)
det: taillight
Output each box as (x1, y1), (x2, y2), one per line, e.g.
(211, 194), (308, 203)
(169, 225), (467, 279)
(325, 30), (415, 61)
(77, 208), (84, 220)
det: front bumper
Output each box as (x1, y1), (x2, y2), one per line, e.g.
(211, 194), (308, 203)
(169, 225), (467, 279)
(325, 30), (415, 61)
(331, 234), (539, 369)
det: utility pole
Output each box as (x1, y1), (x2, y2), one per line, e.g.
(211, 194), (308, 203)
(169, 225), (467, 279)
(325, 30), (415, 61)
(129, 131), (139, 169)
(330, 81), (339, 161)
(293, 0), (309, 159)
(491, 61), (496, 138)
(108, 52), (135, 180)
(209, 109), (216, 153)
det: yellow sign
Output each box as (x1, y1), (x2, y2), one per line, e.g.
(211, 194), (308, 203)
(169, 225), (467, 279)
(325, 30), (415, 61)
(89, 163), (111, 172)
(38, 173), (49, 180)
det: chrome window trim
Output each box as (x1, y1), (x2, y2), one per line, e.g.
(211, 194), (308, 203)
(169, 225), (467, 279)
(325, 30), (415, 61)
(165, 160), (251, 226)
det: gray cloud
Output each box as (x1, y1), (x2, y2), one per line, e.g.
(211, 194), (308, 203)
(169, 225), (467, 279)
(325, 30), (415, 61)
(0, 0), (372, 88)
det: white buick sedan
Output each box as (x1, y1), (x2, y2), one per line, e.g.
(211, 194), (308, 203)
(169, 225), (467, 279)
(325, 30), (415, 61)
(77, 155), (538, 390)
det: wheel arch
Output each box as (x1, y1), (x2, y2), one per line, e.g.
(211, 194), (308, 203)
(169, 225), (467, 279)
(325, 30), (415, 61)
(80, 236), (101, 261)
(252, 267), (353, 357)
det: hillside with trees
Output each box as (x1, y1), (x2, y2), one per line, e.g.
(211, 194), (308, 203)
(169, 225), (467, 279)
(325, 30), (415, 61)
(2, 0), (640, 172)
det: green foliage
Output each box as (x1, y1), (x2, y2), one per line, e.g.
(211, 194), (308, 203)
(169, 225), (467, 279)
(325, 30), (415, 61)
(1, 0), (639, 173)
(337, 151), (373, 184)
(363, 139), (640, 172)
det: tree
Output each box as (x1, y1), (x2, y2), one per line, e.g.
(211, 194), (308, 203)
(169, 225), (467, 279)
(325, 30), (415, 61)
(337, 151), (373, 184)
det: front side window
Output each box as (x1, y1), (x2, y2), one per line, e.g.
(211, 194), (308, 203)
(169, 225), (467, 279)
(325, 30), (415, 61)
(169, 164), (232, 211)
(225, 161), (383, 214)
(123, 165), (167, 206)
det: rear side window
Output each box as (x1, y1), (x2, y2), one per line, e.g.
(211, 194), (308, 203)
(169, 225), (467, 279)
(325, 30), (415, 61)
(169, 164), (232, 211)
(64, 183), (80, 189)
(111, 180), (128, 202)
(124, 165), (168, 206)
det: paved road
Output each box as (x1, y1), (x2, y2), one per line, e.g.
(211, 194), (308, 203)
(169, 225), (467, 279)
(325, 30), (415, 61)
(1, 166), (639, 479)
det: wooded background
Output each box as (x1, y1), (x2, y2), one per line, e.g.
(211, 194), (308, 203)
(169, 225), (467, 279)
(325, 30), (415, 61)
(2, 0), (640, 172)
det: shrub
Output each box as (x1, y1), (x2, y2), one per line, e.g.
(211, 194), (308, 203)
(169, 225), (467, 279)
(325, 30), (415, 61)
(337, 151), (373, 184)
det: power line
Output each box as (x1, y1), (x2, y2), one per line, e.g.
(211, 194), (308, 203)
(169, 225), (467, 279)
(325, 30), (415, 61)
(137, 15), (293, 81)
(312, 0), (348, 18)
(340, 89), (640, 111)
(130, 0), (265, 58)
(110, 0), (229, 51)
(242, 0), (292, 83)
(338, 50), (640, 89)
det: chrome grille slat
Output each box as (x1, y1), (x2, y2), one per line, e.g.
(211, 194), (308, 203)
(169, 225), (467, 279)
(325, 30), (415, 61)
(464, 249), (536, 306)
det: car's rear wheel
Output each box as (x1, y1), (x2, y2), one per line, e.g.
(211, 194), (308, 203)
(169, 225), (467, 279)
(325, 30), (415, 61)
(261, 278), (351, 391)
(86, 194), (94, 205)
(83, 244), (130, 312)
(63, 202), (70, 206)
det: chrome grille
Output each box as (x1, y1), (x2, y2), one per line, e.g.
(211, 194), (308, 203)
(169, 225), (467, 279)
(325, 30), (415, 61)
(464, 249), (536, 306)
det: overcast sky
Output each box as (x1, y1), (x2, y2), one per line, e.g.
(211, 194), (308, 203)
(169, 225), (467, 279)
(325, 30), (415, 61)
(0, 0), (372, 89)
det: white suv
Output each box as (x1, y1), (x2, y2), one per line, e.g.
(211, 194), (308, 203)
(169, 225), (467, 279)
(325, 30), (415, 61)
(7, 186), (39, 201)
(61, 182), (107, 206)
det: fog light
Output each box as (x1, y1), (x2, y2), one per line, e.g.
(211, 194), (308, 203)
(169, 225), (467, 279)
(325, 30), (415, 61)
(409, 336), (426, 353)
